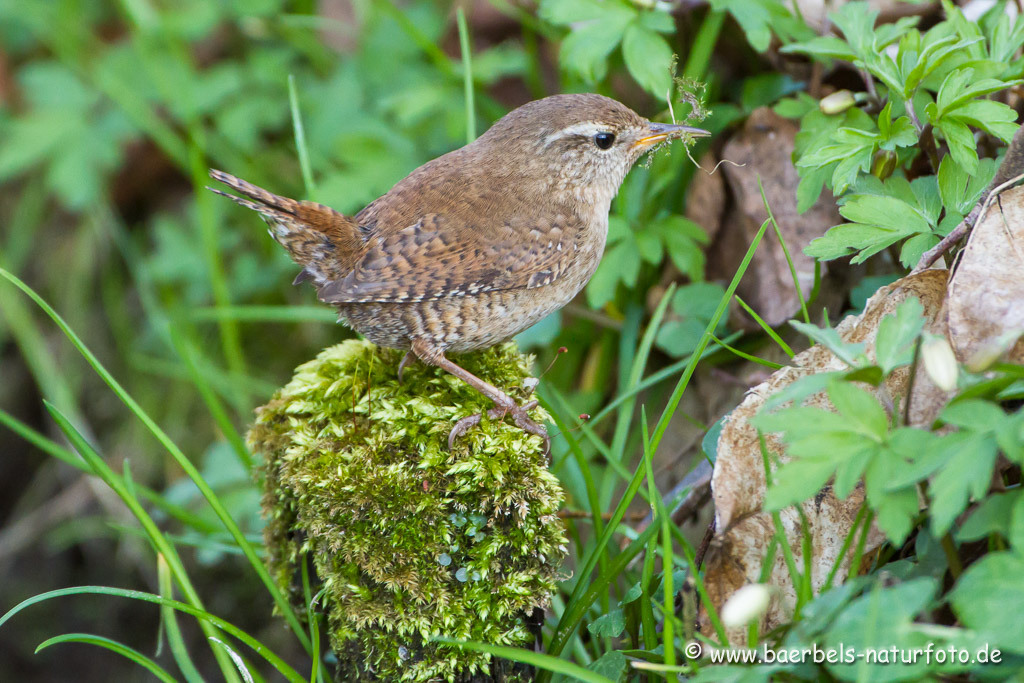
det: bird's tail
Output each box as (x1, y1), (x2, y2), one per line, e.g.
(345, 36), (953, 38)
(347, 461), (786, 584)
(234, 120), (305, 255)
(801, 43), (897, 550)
(207, 169), (362, 284)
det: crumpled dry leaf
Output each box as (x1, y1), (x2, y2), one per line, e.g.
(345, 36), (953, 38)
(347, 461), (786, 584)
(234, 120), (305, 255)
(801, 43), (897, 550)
(704, 108), (841, 328)
(948, 184), (1024, 367)
(700, 270), (948, 642)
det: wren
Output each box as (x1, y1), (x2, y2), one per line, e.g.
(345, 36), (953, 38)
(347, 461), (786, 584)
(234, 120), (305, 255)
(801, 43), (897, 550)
(209, 93), (709, 452)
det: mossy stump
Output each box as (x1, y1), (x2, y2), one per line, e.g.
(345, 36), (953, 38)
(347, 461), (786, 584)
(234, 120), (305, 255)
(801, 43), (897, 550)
(248, 340), (567, 682)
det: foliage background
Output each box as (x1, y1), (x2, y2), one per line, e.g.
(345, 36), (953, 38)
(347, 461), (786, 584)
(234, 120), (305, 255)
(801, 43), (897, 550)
(0, 0), (1022, 681)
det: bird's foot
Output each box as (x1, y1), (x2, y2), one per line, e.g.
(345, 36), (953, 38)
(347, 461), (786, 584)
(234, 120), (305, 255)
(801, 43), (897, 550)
(448, 399), (550, 457)
(397, 351), (416, 384)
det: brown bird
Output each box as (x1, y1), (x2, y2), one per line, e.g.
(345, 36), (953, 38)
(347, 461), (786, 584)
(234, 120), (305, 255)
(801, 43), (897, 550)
(209, 93), (708, 451)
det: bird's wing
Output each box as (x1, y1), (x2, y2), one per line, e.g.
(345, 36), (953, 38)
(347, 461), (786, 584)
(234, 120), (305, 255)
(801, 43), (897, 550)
(317, 212), (586, 304)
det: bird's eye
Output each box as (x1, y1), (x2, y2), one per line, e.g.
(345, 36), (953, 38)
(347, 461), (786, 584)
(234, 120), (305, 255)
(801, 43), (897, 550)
(594, 132), (615, 150)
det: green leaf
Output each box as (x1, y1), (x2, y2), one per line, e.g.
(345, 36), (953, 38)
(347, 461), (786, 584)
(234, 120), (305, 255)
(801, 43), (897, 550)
(871, 486), (920, 545)
(766, 457), (837, 510)
(941, 399), (1007, 431)
(827, 379), (888, 440)
(621, 23), (674, 96)
(829, 2), (881, 56)
(824, 578), (939, 681)
(774, 93), (818, 119)
(741, 73), (803, 112)
(936, 117), (979, 175)
(587, 609), (625, 638)
(781, 35), (856, 60)
(876, 102), (918, 151)
(839, 194), (931, 234)
(929, 432), (998, 536)
(587, 651), (628, 680)
(935, 68), (1018, 116)
(950, 551), (1024, 653)
(539, 0), (624, 25)
(953, 99), (1019, 142)
(709, 0), (792, 52)
(789, 320), (867, 367)
(560, 13), (633, 83)
(874, 297), (925, 375)
(956, 490), (1020, 542)
(586, 237), (640, 308)
(655, 282), (728, 357)
(898, 233), (938, 268)
(938, 155), (996, 215)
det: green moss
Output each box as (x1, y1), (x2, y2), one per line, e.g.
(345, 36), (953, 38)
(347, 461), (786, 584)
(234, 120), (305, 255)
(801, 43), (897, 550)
(247, 340), (567, 682)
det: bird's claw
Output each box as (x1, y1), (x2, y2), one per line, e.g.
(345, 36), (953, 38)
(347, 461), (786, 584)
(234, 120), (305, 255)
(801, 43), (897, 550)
(447, 399), (550, 458)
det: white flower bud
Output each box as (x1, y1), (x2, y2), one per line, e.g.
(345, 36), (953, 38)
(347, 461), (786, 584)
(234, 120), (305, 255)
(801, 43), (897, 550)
(922, 337), (959, 392)
(819, 90), (856, 115)
(721, 583), (772, 628)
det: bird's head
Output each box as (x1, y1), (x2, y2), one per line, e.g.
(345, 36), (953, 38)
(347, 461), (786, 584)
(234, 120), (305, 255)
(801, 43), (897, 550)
(472, 93), (710, 208)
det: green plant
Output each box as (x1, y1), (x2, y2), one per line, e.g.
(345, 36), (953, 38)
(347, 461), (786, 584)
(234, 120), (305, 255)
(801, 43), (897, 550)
(781, 1), (1021, 267)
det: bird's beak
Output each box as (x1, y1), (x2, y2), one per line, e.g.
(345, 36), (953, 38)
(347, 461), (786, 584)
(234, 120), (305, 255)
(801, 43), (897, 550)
(633, 121), (711, 149)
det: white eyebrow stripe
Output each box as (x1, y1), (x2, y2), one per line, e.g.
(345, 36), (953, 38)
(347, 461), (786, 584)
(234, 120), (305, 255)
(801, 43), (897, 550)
(543, 121), (609, 147)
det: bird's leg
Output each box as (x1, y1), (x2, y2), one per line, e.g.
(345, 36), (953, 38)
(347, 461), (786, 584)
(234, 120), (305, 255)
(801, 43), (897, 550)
(397, 351), (416, 384)
(411, 339), (550, 454)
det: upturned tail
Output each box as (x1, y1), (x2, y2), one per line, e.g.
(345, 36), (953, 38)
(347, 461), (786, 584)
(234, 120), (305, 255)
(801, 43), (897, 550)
(207, 169), (362, 285)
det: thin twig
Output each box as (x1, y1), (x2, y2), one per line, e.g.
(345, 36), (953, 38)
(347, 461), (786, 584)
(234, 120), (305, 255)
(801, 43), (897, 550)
(904, 98), (940, 173)
(694, 521), (716, 570)
(634, 459), (714, 536)
(914, 172), (1024, 272)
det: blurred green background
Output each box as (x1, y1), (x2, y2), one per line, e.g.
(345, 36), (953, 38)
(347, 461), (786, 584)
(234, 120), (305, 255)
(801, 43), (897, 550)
(0, 0), (819, 679)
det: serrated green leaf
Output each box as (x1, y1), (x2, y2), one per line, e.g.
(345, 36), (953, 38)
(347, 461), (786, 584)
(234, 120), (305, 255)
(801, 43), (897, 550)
(805, 223), (903, 263)
(875, 298), (925, 375)
(929, 432), (998, 536)
(936, 118), (979, 175)
(952, 99), (1019, 142)
(780, 35), (856, 60)
(827, 379), (889, 440)
(839, 195), (931, 234)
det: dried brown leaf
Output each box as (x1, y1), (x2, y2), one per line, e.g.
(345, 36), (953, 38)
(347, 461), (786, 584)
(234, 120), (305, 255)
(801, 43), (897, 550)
(709, 108), (840, 328)
(701, 270), (948, 642)
(948, 184), (1024, 366)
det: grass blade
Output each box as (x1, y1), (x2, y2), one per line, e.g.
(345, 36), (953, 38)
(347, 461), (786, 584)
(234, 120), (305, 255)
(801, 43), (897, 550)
(759, 177), (810, 325)
(35, 633), (179, 683)
(734, 295), (795, 358)
(456, 7), (476, 143)
(1, 586), (306, 683)
(44, 402), (240, 681)
(649, 218), (772, 455)
(435, 638), (616, 683)
(288, 73), (317, 200)
(0, 267), (311, 652)
(158, 554), (204, 683)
